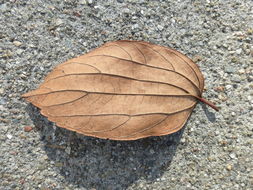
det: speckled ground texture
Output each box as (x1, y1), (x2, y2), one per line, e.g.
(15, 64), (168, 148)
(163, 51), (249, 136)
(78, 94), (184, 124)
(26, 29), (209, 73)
(0, 0), (253, 189)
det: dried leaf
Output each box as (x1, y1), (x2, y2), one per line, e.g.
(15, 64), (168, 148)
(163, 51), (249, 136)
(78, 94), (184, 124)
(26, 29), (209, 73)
(22, 40), (218, 140)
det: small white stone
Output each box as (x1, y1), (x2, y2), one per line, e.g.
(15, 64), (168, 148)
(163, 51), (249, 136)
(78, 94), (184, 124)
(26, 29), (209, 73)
(13, 41), (22, 47)
(132, 24), (139, 29)
(55, 18), (63, 26)
(229, 153), (236, 159)
(157, 25), (164, 31)
(226, 164), (232, 171)
(0, 105), (5, 112)
(150, 149), (155, 154)
(218, 94), (227, 101)
(65, 146), (71, 154)
(42, 155), (48, 160)
(238, 69), (245, 74)
(233, 31), (244, 36)
(226, 85), (232, 90)
(235, 48), (242, 55)
(0, 88), (4, 94)
(7, 134), (13, 139)
(87, 0), (93, 4)
(79, 0), (87, 5)
(16, 49), (23, 55)
(122, 8), (130, 13)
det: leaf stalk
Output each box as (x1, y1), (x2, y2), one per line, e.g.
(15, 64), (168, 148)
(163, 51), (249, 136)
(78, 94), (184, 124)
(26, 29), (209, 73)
(196, 97), (219, 111)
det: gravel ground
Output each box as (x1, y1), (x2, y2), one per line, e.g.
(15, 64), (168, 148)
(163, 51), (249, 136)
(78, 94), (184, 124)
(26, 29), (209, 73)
(0, 0), (253, 189)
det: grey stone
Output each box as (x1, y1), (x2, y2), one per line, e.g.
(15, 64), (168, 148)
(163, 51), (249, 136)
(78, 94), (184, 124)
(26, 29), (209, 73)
(13, 41), (22, 47)
(231, 75), (241, 83)
(0, 4), (8, 12)
(16, 49), (24, 55)
(54, 18), (64, 26)
(79, 0), (87, 5)
(0, 88), (4, 95)
(225, 66), (236, 74)
(87, 0), (93, 5)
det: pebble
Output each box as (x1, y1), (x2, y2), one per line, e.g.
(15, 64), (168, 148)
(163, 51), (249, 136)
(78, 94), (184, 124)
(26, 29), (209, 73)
(225, 85), (232, 90)
(229, 153), (237, 159)
(225, 66), (235, 74)
(65, 146), (71, 155)
(218, 94), (228, 101)
(192, 55), (203, 62)
(24, 126), (33, 132)
(13, 41), (22, 47)
(79, 0), (87, 4)
(122, 8), (130, 13)
(54, 18), (64, 26)
(87, 0), (93, 5)
(150, 149), (155, 154)
(157, 25), (164, 31)
(16, 49), (24, 55)
(238, 69), (245, 74)
(0, 3), (8, 12)
(215, 86), (225, 92)
(6, 134), (13, 139)
(236, 48), (242, 55)
(55, 162), (63, 167)
(0, 88), (4, 94)
(42, 155), (48, 160)
(231, 75), (241, 83)
(226, 164), (232, 171)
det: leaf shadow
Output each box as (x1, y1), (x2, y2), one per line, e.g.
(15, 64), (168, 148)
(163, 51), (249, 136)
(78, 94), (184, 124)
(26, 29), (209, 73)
(201, 103), (216, 122)
(26, 104), (184, 190)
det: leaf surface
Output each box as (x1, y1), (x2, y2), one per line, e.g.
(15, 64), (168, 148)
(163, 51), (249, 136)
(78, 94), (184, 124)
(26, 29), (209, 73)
(22, 40), (218, 140)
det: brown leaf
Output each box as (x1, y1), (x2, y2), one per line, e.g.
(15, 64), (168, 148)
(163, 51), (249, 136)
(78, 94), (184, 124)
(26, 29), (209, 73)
(22, 40), (218, 140)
